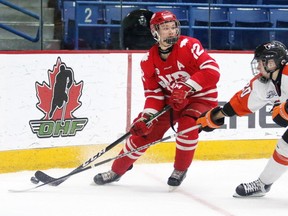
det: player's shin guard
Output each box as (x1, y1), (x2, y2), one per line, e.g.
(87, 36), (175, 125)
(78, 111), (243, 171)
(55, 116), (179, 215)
(259, 138), (288, 185)
(112, 136), (148, 175)
(168, 140), (197, 187)
(174, 147), (196, 170)
(174, 135), (197, 171)
(174, 116), (198, 171)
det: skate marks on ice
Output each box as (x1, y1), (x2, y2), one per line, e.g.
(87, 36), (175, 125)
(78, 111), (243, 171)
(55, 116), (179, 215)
(140, 163), (235, 216)
(2, 160), (288, 216)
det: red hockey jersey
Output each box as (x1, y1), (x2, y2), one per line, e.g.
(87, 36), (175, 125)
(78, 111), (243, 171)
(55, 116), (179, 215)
(140, 35), (220, 114)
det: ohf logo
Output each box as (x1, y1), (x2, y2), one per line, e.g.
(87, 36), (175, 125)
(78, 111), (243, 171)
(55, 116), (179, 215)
(30, 118), (88, 138)
(30, 57), (88, 138)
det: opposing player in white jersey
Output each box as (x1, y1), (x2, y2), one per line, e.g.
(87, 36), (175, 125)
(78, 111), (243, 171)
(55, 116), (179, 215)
(197, 40), (288, 197)
(94, 10), (220, 188)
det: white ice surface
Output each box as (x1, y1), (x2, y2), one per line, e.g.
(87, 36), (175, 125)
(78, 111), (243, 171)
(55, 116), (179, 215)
(1, 159), (288, 216)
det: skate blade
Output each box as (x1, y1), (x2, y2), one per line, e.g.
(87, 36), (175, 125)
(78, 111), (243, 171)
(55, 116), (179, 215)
(233, 192), (266, 198)
(169, 186), (179, 192)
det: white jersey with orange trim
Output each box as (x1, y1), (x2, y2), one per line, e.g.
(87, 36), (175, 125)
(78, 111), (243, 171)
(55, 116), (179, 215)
(229, 64), (288, 116)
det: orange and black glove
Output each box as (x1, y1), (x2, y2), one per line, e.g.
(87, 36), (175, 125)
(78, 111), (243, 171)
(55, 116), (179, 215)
(196, 107), (225, 132)
(272, 101), (288, 127)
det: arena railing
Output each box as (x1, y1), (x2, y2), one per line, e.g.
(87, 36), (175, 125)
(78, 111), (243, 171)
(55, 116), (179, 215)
(0, 0), (40, 42)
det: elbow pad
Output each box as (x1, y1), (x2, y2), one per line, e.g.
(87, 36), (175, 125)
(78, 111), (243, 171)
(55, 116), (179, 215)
(272, 102), (288, 127)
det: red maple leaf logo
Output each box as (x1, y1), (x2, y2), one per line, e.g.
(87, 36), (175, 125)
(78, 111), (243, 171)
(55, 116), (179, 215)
(35, 57), (83, 120)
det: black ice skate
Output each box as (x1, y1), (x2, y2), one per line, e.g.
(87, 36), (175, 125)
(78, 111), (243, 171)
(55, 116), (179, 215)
(94, 170), (121, 185)
(167, 169), (187, 190)
(233, 178), (272, 198)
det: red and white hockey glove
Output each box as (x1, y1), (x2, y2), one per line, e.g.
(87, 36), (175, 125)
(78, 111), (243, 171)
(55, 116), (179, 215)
(196, 107), (224, 132)
(130, 112), (157, 136)
(272, 101), (288, 127)
(170, 82), (194, 111)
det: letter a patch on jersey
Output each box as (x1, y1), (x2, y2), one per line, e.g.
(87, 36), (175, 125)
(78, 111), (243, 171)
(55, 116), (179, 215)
(177, 60), (185, 70)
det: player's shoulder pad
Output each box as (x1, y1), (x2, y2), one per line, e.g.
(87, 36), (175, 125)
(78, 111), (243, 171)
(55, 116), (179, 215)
(140, 46), (158, 78)
(141, 45), (157, 62)
(177, 36), (202, 49)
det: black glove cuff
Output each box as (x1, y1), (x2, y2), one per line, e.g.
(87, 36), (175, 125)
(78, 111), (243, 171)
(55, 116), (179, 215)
(285, 101), (288, 113)
(210, 107), (225, 126)
(222, 102), (236, 117)
(273, 115), (288, 127)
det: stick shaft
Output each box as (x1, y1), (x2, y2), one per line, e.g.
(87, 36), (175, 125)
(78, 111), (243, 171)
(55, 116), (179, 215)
(20, 124), (200, 192)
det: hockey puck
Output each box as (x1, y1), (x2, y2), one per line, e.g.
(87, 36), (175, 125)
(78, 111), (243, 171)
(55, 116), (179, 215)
(30, 176), (40, 184)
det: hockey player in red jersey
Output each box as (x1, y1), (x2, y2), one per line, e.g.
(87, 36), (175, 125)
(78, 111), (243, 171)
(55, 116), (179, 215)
(94, 10), (220, 188)
(197, 40), (288, 197)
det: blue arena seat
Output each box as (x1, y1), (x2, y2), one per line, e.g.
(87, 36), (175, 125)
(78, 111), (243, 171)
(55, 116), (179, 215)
(142, 0), (180, 2)
(221, 0), (260, 4)
(105, 5), (141, 24)
(269, 8), (288, 46)
(180, 0), (218, 2)
(190, 7), (231, 50)
(105, 5), (141, 49)
(190, 6), (230, 25)
(229, 7), (270, 25)
(269, 8), (288, 27)
(262, 0), (288, 4)
(62, 1), (106, 49)
(228, 7), (272, 50)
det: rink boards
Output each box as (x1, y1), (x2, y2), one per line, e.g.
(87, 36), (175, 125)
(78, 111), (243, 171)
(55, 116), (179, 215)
(0, 51), (283, 173)
(0, 139), (277, 173)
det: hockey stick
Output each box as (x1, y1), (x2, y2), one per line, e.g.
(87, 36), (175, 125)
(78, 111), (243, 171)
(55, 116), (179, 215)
(33, 105), (171, 186)
(9, 124), (200, 192)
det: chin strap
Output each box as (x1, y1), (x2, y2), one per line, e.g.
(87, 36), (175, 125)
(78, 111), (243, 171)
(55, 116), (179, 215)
(158, 45), (173, 54)
(269, 72), (273, 79)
